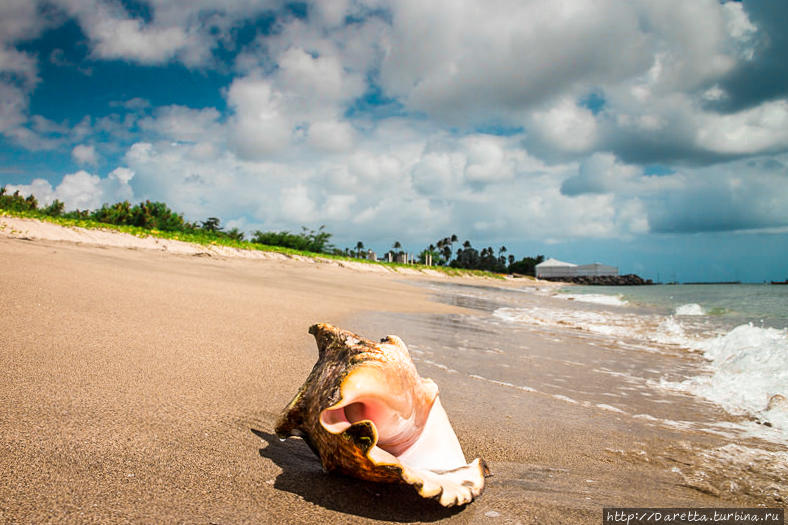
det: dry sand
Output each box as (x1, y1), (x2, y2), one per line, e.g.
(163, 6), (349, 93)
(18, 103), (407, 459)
(0, 218), (782, 524)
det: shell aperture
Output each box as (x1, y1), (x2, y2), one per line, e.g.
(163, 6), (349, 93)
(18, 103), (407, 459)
(275, 323), (489, 507)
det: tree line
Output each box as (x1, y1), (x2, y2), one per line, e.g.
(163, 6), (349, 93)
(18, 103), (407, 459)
(1, 187), (544, 275)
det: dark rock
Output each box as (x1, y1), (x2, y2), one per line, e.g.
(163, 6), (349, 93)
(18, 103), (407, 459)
(542, 274), (653, 286)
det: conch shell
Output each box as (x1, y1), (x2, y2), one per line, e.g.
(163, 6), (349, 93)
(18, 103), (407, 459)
(275, 323), (489, 507)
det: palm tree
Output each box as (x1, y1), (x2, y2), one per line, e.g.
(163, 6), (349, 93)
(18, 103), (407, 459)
(226, 227), (245, 241)
(442, 246), (451, 264)
(356, 241), (364, 258)
(498, 245), (507, 266)
(393, 241), (402, 253)
(201, 217), (222, 232)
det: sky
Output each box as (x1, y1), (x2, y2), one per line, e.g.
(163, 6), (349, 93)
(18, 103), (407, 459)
(1, 0), (787, 283)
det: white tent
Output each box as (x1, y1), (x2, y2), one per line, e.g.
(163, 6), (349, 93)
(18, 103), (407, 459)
(535, 258), (578, 278)
(536, 258), (619, 278)
(576, 262), (618, 277)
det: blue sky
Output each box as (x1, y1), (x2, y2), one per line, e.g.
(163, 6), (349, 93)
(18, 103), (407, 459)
(1, 0), (787, 282)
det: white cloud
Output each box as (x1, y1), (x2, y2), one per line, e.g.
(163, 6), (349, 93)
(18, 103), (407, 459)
(55, 170), (104, 209)
(139, 105), (222, 143)
(109, 166), (134, 184)
(50, 0), (246, 67)
(0, 46), (38, 88)
(0, 0), (46, 45)
(0, 82), (28, 134)
(695, 100), (788, 155)
(644, 157), (788, 233)
(6, 167), (134, 211)
(4, 178), (57, 205)
(529, 99), (598, 155)
(90, 17), (193, 65)
(558, 151), (788, 234)
(5, 0), (787, 250)
(378, 0), (650, 125)
(616, 198), (649, 235)
(323, 193), (357, 221)
(310, 0), (351, 28)
(410, 151), (463, 196)
(115, 123), (647, 246)
(0, 1), (46, 147)
(721, 1), (757, 59)
(307, 120), (356, 153)
(561, 153), (640, 196)
(226, 75), (292, 159)
(225, 45), (365, 159)
(462, 135), (516, 185)
(72, 144), (98, 166)
(123, 140), (268, 221)
(281, 184), (317, 223)
(276, 47), (363, 112)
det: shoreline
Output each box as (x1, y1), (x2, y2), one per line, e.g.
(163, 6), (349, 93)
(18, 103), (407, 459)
(1, 221), (784, 523)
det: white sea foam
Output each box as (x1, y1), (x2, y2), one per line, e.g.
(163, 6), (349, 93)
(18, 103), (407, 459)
(596, 403), (627, 414)
(494, 299), (788, 439)
(468, 373), (536, 392)
(493, 302), (721, 357)
(649, 317), (693, 347)
(552, 394), (579, 404)
(664, 324), (788, 434)
(675, 303), (705, 316)
(494, 306), (637, 339)
(493, 305), (705, 352)
(557, 292), (628, 307)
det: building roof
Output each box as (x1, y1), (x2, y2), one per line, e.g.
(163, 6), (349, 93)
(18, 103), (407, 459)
(536, 257), (577, 268)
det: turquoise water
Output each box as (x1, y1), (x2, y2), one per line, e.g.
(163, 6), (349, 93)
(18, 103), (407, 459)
(563, 284), (788, 330)
(525, 282), (788, 438)
(365, 279), (788, 502)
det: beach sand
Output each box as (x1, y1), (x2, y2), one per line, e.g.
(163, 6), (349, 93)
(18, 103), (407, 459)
(1, 219), (783, 523)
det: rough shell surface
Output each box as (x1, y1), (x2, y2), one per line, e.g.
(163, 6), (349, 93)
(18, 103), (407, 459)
(275, 323), (489, 507)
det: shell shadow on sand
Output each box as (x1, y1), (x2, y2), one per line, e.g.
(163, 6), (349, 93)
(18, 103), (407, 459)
(252, 429), (463, 522)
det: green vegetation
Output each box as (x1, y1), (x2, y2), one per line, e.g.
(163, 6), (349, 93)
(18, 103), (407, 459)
(0, 187), (39, 213)
(0, 186), (542, 278)
(251, 226), (333, 253)
(508, 255), (545, 276)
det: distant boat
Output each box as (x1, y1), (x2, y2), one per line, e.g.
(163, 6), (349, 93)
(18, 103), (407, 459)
(771, 279), (788, 285)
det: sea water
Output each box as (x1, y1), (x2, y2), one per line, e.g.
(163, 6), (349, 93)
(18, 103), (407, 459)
(355, 280), (788, 503)
(564, 284), (788, 330)
(372, 281), (788, 441)
(512, 283), (788, 439)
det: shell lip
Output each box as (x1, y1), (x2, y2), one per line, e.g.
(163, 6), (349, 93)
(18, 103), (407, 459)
(318, 395), (488, 507)
(277, 323), (489, 507)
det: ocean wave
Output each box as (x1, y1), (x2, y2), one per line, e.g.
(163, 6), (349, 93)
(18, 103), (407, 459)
(556, 292), (628, 307)
(665, 324), (788, 433)
(493, 306), (639, 339)
(675, 303), (705, 316)
(494, 302), (788, 436)
(493, 305), (706, 352)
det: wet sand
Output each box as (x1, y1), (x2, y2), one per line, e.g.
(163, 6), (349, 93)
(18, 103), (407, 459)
(0, 229), (784, 523)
